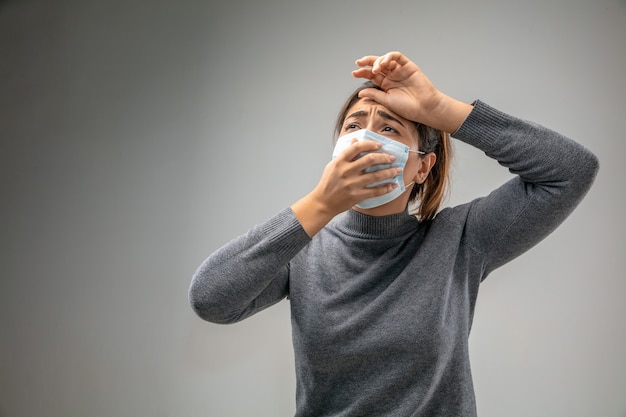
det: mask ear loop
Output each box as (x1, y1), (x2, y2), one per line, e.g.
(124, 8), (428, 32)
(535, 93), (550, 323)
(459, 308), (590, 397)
(404, 149), (424, 192)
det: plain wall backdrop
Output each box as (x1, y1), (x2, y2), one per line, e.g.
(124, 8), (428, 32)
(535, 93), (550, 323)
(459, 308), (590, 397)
(1, 0), (625, 416)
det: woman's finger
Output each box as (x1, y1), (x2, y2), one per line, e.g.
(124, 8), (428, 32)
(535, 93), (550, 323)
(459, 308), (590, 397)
(352, 55), (381, 80)
(361, 167), (403, 187)
(372, 52), (403, 74)
(357, 87), (388, 106)
(355, 55), (379, 67)
(338, 139), (382, 162)
(351, 151), (397, 173)
(380, 51), (408, 67)
(351, 67), (375, 80)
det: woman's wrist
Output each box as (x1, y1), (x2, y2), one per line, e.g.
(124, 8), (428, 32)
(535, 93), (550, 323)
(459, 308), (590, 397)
(290, 192), (337, 238)
(424, 93), (474, 134)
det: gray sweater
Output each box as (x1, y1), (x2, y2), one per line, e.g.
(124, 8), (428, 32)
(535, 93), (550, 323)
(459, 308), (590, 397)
(189, 101), (599, 416)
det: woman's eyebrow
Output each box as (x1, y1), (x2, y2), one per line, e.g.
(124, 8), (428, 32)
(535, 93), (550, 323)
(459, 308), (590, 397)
(345, 109), (406, 128)
(378, 110), (405, 127)
(346, 110), (368, 120)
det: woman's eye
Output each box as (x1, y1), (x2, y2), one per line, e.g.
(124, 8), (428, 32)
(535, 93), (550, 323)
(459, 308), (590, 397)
(383, 126), (398, 133)
(344, 123), (359, 131)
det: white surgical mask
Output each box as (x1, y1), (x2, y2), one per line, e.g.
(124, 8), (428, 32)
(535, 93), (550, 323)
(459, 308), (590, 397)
(332, 129), (421, 209)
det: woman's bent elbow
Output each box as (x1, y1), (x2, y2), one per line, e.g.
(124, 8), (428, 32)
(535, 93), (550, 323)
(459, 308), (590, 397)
(576, 151), (600, 195)
(188, 284), (240, 325)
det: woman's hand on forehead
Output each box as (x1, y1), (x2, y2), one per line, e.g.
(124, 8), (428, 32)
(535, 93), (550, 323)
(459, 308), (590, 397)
(351, 51), (473, 134)
(351, 52), (440, 122)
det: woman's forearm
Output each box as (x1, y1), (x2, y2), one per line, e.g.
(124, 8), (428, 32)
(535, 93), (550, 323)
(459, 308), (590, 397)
(189, 208), (311, 323)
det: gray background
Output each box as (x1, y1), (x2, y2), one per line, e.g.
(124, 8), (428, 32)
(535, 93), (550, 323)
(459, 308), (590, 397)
(1, 0), (625, 416)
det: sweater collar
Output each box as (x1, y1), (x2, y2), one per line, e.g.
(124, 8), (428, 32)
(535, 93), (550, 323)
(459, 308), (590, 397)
(335, 209), (420, 239)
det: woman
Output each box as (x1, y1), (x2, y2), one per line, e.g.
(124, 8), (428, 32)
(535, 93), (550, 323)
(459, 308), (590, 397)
(189, 52), (598, 416)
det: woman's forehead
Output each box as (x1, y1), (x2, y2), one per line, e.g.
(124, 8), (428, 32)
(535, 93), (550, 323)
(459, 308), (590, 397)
(346, 98), (406, 122)
(345, 98), (417, 135)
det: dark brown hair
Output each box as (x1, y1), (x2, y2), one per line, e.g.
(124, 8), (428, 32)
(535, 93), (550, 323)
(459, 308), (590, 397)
(334, 81), (452, 221)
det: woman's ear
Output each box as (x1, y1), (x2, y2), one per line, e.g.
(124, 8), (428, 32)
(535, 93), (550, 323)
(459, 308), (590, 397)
(413, 153), (437, 184)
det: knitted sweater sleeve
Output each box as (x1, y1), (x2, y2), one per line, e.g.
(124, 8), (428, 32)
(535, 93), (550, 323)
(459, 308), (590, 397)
(449, 100), (599, 277)
(189, 208), (311, 324)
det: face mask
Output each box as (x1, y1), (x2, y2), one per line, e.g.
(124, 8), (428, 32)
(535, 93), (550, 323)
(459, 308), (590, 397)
(332, 129), (417, 209)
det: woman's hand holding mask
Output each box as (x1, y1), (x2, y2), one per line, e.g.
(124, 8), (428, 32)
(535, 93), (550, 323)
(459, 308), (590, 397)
(316, 139), (401, 213)
(291, 139), (400, 237)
